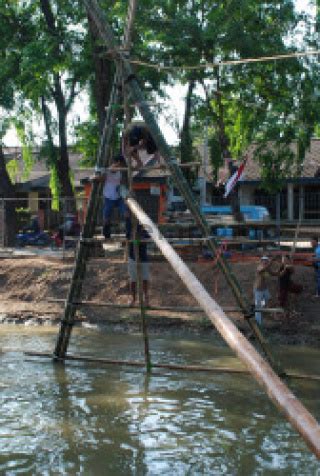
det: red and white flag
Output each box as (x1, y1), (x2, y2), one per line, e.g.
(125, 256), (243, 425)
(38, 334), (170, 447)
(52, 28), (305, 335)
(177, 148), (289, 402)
(224, 159), (247, 198)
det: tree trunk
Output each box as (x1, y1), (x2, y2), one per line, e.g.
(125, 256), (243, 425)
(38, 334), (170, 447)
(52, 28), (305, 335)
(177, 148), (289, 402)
(0, 145), (16, 246)
(88, 15), (115, 136)
(215, 73), (243, 221)
(180, 80), (195, 181)
(40, 0), (76, 214)
(55, 78), (76, 213)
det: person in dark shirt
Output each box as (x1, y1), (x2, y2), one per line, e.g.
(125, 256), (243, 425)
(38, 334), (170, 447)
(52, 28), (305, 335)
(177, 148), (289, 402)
(278, 255), (302, 308)
(126, 219), (150, 306)
(122, 121), (161, 174)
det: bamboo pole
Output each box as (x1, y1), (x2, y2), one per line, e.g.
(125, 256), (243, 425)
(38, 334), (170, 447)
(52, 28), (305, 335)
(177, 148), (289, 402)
(53, 69), (122, 358)
(79, 162), (200, 172)
(126, 196), (320, 458)
(132, 219), (152, 371)
(124, 7), (152, 374)
(122, 0), (138, 127)
(24, 351), (320, 382)
(128, 143), (152, 370)
(48, 298), (284, 314)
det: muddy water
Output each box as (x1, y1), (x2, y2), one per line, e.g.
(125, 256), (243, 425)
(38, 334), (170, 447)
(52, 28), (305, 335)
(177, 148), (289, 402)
(0, 325), (319, 475)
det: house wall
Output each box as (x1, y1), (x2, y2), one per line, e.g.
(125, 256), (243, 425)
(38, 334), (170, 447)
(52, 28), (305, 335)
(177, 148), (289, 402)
(239, 184), (255, 205)
(242, 182), (320, 220)
(28, 191), (39, 213)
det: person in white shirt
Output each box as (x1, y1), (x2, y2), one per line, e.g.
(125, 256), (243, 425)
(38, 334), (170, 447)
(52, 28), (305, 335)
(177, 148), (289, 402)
(95, 155), (127, 239)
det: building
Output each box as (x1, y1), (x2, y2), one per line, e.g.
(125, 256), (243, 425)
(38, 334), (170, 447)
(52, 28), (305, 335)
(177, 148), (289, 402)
(202, 139), (320, 221)
(0, 147), (90, 230)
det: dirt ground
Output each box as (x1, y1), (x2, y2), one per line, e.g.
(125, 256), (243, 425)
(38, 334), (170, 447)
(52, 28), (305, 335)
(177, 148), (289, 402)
(0, 255), (319, 347)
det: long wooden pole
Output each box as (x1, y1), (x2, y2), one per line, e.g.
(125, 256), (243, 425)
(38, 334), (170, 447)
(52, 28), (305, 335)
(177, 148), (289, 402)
(54, 70), (122, 358)
(47, 298), (284, 314)
(123, 0), (151, 371)
(126, 196), (320, 458)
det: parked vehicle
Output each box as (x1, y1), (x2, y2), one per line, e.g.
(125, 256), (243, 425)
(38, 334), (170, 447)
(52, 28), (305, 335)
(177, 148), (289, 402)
(201, 205), (270, 222)
(16, 230), (52, 247)
(16, 216), (52, 247)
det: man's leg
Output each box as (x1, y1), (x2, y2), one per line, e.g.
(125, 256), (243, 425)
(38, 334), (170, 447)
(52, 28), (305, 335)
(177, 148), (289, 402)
(117, 198), (129, 234)
(118, 198), (128, 220)
(279, 287), (288, 308)
(254, 290), (263, 326)
(103, 198), (114, 238)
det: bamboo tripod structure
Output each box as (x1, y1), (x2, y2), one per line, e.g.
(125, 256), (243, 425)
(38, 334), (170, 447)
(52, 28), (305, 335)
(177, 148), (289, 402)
(50, 0), (320, 458)
(81, 0), (282, 373)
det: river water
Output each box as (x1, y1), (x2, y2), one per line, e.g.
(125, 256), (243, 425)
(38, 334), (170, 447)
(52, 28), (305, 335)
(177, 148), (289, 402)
(0, 324), (319, 475)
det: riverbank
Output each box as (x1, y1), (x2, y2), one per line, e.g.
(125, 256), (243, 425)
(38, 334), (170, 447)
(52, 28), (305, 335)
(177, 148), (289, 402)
(0, 256), (319, 347)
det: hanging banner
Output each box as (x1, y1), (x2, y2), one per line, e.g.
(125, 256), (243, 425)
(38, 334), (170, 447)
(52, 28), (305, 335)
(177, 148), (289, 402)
(224, 159), (247, 198)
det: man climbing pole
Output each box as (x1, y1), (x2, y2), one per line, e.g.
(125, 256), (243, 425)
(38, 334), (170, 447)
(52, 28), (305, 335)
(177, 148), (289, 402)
(122, 121), (162, 174)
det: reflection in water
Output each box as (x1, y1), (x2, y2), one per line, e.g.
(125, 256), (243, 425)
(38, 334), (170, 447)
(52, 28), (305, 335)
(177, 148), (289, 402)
(0, 325), (319, 475)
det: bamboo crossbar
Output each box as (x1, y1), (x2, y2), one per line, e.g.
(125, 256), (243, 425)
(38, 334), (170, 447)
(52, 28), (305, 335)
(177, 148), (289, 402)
(81, 236), (313, 246)
(24, 351), (320, 382)
(47, 298), (284, 314)
(87, 161), (200, 173)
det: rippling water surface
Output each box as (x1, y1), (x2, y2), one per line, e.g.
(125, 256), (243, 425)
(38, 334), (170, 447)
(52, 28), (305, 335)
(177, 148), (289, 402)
(0, 325), (319, 475)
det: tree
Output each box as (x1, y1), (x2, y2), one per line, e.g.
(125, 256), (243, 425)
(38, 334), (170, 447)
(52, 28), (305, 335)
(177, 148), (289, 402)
(4, 0), (91, 212)
(137, 1), (316, 214)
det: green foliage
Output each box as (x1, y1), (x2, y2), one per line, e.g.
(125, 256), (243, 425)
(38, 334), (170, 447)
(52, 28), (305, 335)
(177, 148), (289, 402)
(74, 119), (99, 167)
(0, 0), (319, 198)
(14, 119), (34, 180)
(209, 135), (223, 181)
(6, 158), (19, 183)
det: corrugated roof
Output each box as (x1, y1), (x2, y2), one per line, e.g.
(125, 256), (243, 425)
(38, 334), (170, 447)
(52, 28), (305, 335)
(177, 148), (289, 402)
(4, 148), (89, 189)
(3, 148), (169, 190)
(199, 139), (320, 183)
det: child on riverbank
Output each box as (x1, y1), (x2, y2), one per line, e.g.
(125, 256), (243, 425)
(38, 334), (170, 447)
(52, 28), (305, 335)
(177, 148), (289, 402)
(278, 255), (302, 309)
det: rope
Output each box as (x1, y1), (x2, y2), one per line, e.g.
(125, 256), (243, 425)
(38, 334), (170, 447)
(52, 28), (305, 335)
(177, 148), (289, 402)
(127, 49), (320, 72)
